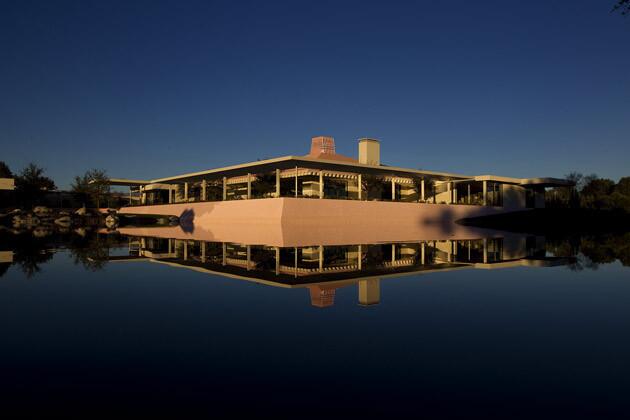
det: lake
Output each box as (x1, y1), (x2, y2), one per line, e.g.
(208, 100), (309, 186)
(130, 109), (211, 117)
(1, 227), (629, 418)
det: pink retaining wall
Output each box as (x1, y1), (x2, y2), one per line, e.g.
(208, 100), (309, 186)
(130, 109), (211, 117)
(117, 198), (514, 247)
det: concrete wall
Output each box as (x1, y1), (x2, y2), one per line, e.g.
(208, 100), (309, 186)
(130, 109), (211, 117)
(0, 178), (15, 191)
(118, 198), (515, 247)
(502, 184), (526, 211)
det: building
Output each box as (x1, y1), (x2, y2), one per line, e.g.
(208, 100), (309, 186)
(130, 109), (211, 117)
(110, 136), (571, 222)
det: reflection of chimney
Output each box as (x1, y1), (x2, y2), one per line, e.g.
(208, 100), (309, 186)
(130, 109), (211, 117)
(358, 279), (380, 306)
(308, 286), (336, 308)
(358, 138), (380, 166)
(310, 136), (336, 156)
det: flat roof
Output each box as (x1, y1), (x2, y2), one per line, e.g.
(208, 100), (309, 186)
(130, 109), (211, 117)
(111, 156), (573, 188)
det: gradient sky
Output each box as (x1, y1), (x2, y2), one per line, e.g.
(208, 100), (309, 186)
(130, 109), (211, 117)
(1, 0), (629, 189)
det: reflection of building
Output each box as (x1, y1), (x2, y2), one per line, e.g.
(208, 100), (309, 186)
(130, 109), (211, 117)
(109, 233), (568, 308)
(108, 137), (571, 221)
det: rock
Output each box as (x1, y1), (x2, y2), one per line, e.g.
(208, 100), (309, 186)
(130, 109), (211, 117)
(75, 206), (88, 216)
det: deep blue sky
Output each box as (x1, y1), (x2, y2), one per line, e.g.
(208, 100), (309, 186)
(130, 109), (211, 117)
(1, 0), (629, 188)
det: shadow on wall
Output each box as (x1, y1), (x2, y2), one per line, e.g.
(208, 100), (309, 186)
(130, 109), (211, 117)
(180, 209), (195, 233)
(421, 208), (455, 235)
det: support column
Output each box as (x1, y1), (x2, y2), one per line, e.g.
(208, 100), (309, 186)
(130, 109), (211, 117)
(247, 173), (251, 199)
(201, 180), (207, 201)
(295, 166), (298, 198)
(275, 247), (280, 275)
(391, 178), (396, 201)
(184, 182), (188, 202)
(483, 180), (488, 206)
(421, 179), (425, 202)
(183, 241), (188, 261)
(222, 242), (227, 265)
(358, 244), (362, 270)
(129, 187), (132, 206)
(319, 170), (323, 199)
(358, 279), (380, 306)
(140, 186), (146, 205)
(201, 243), (206, 263)
(246, 245), (251, 271)
(391, 244), (396, 264)
(358, 174), (362, 200)
(275, 169), (280, 198)
(483, 238), (488, 264)
(168, 187), (173, 204)
(223, 177), (227, 201)
(467, 184), (471, 204)
(168, 238), (172, 255)
(446, 182), (451, 204)
(447, 240), (452, 262)
(453, 183), (457, 204)
(294, 247), (298, 278)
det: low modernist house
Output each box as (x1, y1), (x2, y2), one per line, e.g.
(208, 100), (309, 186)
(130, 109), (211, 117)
(111, 137), (570, 221)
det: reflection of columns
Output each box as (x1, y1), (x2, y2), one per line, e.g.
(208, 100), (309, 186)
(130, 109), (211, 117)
(421, 242), (425, 265)
(247, 173), (251, 199)
(421, 179), (425, 202)
(275, 169), (280, 198)
(295, 166), (298, 198)
(275, 247), (280, 275)
(319, 170), (323, 199)
(201, 242), (206, 263)
(358, 279), (380, 306)
(246, 245), (251, 270)
(319, 245), (323, 272)
(358, 244), (362, 270)
(201, 180), (207, 201)
(222, 242), (227, 265)
(483, 238), (488, 263)
(483, 181), (488, 206)
(184, 182), (188, 202)
(358, 174), (362, 200)
(468, 240), (471, 261)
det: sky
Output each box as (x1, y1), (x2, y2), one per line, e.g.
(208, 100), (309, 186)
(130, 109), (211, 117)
(1, 0), (629, 189)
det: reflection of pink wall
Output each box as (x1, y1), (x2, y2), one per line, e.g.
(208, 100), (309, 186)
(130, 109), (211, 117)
(118, 198), (512, 246)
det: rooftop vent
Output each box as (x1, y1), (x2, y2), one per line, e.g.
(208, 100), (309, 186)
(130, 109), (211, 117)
(358, 138), (380, 166)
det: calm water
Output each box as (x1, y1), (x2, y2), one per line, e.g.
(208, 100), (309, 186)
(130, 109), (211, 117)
(1, 228), (629, 418)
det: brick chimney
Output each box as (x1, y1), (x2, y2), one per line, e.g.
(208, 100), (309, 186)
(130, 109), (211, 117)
(310, 136), (336, 156)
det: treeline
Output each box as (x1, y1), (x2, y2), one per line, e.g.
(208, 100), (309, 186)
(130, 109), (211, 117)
(546, 172), (630, 212)
(1, 161), (118, 209)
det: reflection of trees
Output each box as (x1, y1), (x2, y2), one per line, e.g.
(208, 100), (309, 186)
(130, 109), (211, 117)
(548, 233), (630, 270)
(68, 233), (116, 271)
(10, 233), (55, 278)
(0, 263), (11, 278)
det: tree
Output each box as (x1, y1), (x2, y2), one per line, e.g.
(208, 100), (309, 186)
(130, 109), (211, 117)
(615, 177), (630, 196)
(613, 0), (630, 15)
(0, 161), (13, 178)
(71, 169), (110, 208)
(15, 163), (56, 206)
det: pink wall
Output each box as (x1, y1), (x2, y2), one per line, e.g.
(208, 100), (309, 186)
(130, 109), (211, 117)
(118, 198), (512, 247)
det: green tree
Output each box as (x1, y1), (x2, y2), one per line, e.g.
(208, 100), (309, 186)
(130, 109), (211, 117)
(0, 161), (13, 178)
(71, 169), (111, 208)
(15, 163), (56, 206)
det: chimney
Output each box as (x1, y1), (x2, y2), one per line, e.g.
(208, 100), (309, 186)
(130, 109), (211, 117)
(358, 138), (380, 165)
(310, 136), (336, 156)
